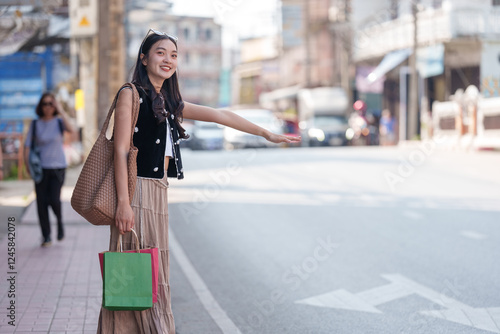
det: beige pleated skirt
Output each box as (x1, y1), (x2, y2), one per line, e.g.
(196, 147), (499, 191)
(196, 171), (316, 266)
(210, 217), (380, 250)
(97, 174), (175, 334)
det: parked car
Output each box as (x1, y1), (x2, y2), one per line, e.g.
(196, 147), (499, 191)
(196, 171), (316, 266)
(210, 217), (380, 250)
(302, 115), (349, 147)
(189, 121), (224, 150)
(297, 87), (349, 147)
(179, 121), (194, 149)
(223, 109), (284, 149)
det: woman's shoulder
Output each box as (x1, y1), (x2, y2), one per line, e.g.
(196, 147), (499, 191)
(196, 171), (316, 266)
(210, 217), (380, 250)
(116, 83), (147, 110)
(117, 85), (134, 101)
(118, 83), (134, 93)
(117, 81), (145, 94)
(120, 83), (149, 98)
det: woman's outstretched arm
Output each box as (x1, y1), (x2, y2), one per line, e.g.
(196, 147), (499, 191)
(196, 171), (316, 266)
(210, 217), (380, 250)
(182, 102), (301, 144)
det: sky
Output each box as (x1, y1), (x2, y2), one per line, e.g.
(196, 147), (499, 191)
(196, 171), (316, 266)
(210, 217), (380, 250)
(171, 0), (280, 47)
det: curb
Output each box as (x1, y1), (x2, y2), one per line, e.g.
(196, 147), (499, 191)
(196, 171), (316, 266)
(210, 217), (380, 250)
(0, 190), (35, 208)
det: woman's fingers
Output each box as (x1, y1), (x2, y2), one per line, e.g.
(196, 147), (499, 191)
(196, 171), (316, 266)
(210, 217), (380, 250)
(117, 219), (134, 235)
(268, 133), (301, 143)
(284, 135), (301, 142)
(118, 220), (126, 235)
(116, 218), (130, 234)
(126, 220), (135, 233)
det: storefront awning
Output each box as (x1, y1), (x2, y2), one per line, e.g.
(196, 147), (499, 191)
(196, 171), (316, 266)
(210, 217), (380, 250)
(367, 48), (412, 83)
(0, 12), (69, 56)
(259, 85), (302, 104)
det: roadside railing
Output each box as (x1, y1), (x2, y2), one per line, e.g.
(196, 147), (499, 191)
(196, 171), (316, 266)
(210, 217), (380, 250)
(476, 97), (500, 149)
(0, 121), (25, 180)
(431, 85), (500, 149)
(431, 99), (461, 146)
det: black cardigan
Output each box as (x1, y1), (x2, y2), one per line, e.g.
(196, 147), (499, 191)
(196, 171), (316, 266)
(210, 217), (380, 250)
(132, 87), (184, 179)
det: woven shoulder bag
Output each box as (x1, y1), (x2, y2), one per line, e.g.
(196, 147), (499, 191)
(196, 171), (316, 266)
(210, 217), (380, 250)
(71, 83), (140, 226)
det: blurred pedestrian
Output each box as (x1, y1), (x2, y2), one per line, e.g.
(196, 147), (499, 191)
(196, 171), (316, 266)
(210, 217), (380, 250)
(24, 93), (75, 247)
(97, 28), (300, 334)
(379, 109), (396, 146)
(0, 143), (3, 181)
(366, 112), (379, 145)
(348, 100), (369, 145)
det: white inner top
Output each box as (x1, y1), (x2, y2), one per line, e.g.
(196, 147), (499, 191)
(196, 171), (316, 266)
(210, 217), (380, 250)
(165, 121), (173, 158)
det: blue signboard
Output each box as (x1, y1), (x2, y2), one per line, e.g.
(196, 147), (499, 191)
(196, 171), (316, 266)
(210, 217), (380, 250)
(417, 44), (444, 79)
(0, 50), (53, 124)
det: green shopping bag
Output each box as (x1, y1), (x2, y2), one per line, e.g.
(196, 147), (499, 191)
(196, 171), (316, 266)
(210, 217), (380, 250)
(102, 229), (153, 311)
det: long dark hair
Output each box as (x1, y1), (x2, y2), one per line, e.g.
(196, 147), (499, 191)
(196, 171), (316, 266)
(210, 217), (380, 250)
(35, 92), (59, 117)
(131, 33), (189, 139)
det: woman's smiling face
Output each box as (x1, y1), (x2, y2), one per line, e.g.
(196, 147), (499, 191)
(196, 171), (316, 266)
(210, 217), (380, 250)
(142, 39), (178, 85)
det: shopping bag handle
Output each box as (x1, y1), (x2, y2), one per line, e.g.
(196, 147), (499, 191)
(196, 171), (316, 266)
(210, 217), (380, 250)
(116, 228), (141, 253)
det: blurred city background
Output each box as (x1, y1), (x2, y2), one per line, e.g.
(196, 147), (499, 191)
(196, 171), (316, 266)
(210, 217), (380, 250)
(2, 2), (500, 333)
(1, 0), (500, 179)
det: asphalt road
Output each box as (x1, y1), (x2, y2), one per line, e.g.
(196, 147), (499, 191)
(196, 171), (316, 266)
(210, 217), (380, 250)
(167, 145), (500, 334)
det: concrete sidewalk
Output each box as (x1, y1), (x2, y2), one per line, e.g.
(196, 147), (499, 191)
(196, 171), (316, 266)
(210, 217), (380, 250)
(0, 167), (110, 333)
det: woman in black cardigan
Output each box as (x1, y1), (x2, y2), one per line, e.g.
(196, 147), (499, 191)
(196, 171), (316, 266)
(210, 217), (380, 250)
(97, 29), (300, 334)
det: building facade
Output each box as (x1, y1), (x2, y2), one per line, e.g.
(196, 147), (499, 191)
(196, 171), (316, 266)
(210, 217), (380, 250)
(279, 0), (343, 89)
(353, 0), (500, 139)
(127, 5), (222, 107)
(255, 0), (352, 122)
(231, 37), (280, 106)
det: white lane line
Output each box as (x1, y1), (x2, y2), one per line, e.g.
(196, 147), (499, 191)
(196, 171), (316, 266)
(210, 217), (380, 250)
(460, 230), (487, 240)
(169, 228), (242, 334)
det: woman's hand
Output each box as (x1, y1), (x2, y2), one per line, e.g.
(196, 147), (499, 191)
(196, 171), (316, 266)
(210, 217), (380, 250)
(54, 99), (64, 114)
(264, 131), (301, 145)
(115, 202), (135, 235)
(55, 99), (76, 134)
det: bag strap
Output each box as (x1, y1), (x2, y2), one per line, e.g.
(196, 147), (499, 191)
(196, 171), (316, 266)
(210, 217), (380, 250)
(99, 83), (140, 147)
(30, 120), (37, 150)
(116, 228), (140, 253)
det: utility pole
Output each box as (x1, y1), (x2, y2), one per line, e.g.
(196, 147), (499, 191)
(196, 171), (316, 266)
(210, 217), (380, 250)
(341, 0), (351, 95)
(97, 0), (110, 131)
(304, 0), (311, 88)
(97, 0), (125, 130)
(407, 0), (419, 140)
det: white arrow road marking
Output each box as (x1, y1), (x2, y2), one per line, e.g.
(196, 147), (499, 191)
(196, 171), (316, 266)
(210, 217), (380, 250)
(295, 277), (415, 313)
(381, 274), (469, 310)
(295, 274), (500, 333)
(421, 307), (500, 333)
(460, 230), (488, 240)
(402, 210), (424, 220)
(295, 288), (383, 313)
